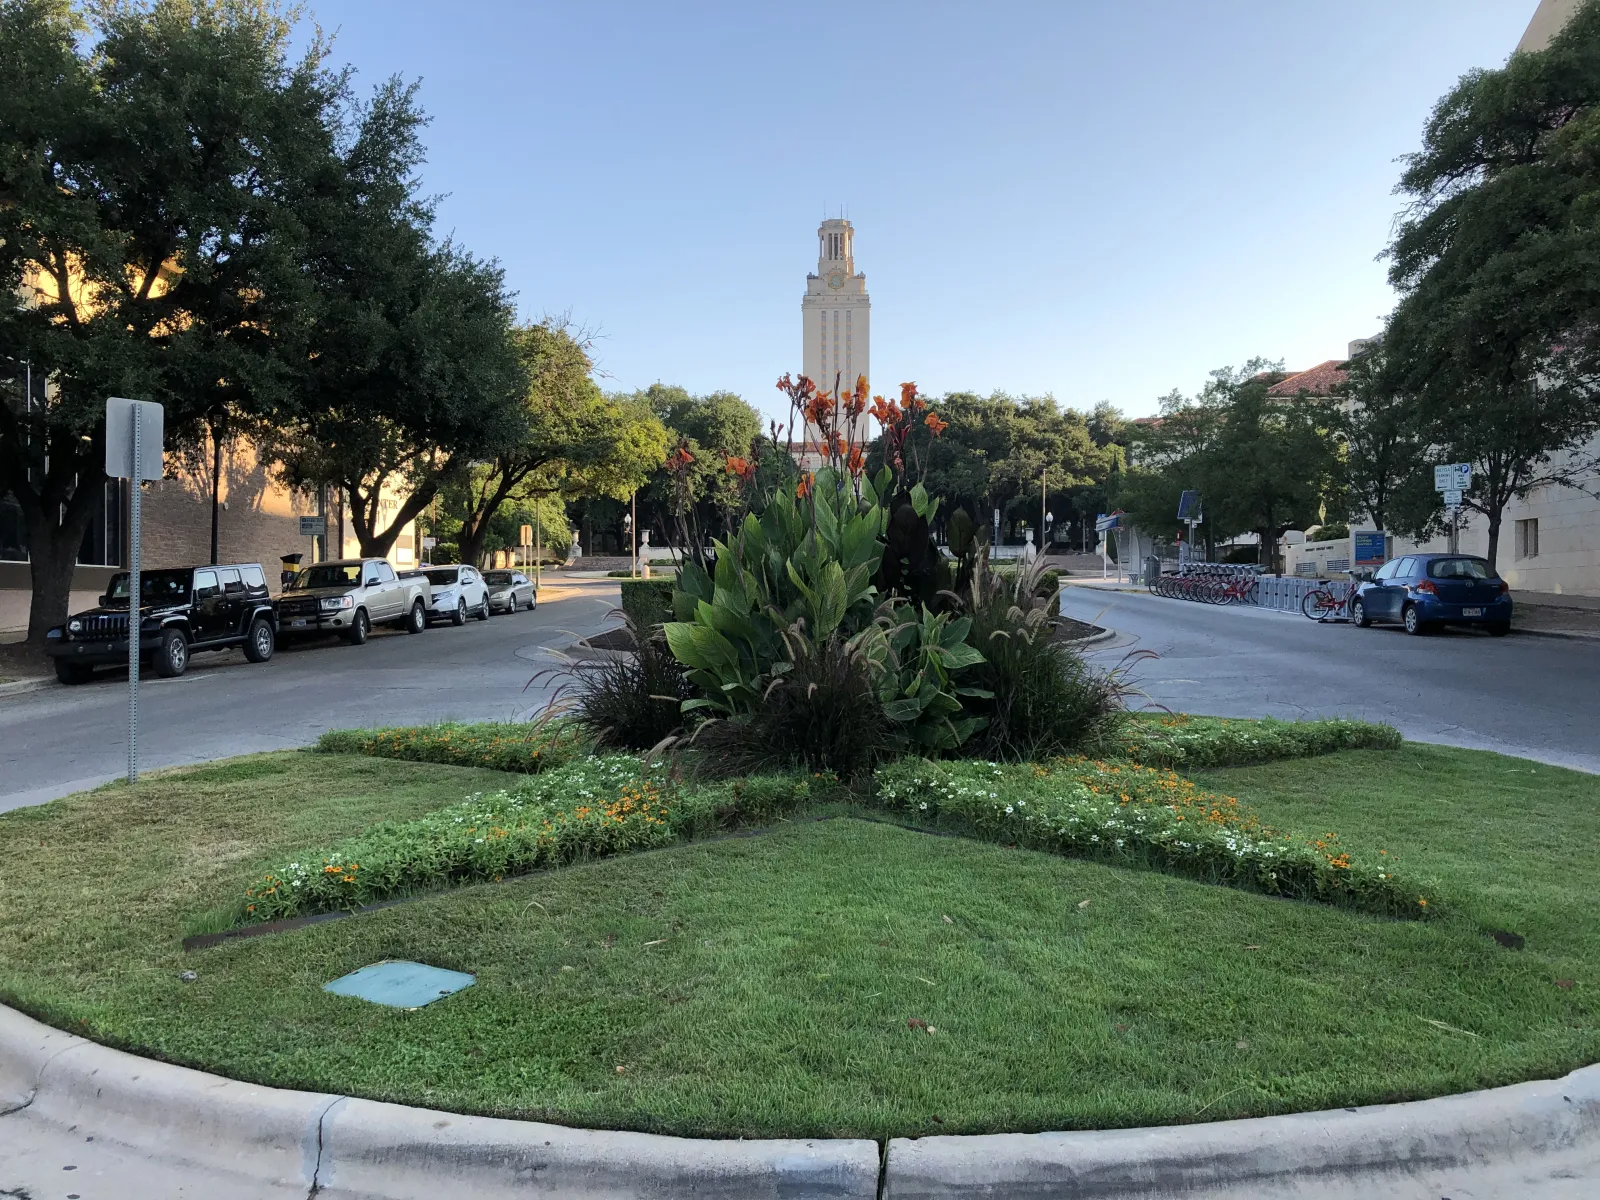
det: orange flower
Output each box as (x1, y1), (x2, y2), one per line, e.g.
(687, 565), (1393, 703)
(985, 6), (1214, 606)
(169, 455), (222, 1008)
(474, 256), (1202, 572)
(796, 472), (814, 499)
(846, 446), (866, 477)
(869, 395), (897, 426)
(924, 412), (948, 436)
(724, 455), (754, 482)
(828, 431), (847, 457)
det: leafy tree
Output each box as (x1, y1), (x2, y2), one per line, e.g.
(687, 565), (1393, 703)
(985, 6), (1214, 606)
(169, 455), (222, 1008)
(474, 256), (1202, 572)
(1116, 365), (1340, 570)
(0, 0), (340, 641)
(274, 80), (528, 558)
(447, 322), (665, 567)
(1384, 2), (1600, 567)
(622, 384), (760, 549)
(1331, 345), (1435, 536)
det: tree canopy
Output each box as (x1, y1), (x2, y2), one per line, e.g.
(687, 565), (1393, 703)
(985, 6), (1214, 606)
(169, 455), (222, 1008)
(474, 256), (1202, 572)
(1383, 0), (1600, 566)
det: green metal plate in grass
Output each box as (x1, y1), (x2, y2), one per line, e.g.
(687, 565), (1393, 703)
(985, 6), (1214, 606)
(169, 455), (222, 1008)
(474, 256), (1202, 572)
(324, 960), (474, 1009)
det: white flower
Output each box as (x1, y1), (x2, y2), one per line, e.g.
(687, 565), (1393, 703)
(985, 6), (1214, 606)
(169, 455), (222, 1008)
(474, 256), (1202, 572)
(919, 801), (928, 810)
(1005, 805), (1014, 814)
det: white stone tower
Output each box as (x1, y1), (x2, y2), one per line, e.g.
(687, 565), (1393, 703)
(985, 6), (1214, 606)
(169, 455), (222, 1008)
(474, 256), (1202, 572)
(801, 218), (871, 447)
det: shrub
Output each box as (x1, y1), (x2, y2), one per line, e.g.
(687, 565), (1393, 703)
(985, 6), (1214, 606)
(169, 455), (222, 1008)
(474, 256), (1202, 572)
(568, 620), (694, 751)
(873, 757), (1433, 918)
(989, 566), (1062, 615)
(314, 720), (585, 774)
(1110, 714), (1402, 769)
(688, 635), (897, 778)
(961, 554), (1121, 760)
(241, 759), (823, 922)
(619, 577), (677, 631)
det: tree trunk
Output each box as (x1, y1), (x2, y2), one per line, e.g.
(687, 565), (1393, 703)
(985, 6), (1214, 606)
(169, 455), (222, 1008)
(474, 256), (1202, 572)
(23, 493), (100, 645)
(1484, 507), (1503, 572)
(347, 479), (440, 559)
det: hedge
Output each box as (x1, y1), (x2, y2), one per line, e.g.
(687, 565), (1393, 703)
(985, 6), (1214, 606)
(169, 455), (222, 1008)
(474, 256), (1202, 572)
(874, 756), (1433, 918)
(619, 577), (676, 631)
(314, 721), (585, 774)
(1112, 714), (1402, 770)
(241, 761), (822, 922)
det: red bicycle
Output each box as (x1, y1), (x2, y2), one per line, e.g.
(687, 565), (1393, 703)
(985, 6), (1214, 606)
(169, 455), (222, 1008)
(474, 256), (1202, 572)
(1301, 580), (1356, 622)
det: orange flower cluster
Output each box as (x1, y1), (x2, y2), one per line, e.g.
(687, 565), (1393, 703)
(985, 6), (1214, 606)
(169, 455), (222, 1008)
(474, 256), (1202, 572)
(724, 455), (755, 482)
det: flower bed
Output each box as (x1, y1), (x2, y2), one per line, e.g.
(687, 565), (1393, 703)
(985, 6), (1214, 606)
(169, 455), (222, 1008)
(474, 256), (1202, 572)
(314, 720), (585, 774)
(872, 756), (1432, 918)
(242, 759), (821, 923)
(1112, 714), (1401, 769)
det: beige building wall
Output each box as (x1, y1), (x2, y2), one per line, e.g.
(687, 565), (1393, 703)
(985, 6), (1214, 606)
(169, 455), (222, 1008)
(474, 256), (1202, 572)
(1518, 0), (1581, 51)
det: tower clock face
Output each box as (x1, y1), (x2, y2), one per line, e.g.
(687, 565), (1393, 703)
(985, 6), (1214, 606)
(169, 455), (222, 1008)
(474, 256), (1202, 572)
(826, 271), (846, 290)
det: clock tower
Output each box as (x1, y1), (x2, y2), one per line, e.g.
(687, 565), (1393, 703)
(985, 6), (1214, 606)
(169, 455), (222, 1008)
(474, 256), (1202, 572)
(801, 218), (871, 449)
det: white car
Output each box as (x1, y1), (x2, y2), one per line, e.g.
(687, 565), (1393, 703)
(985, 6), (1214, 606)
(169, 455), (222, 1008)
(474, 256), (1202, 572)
(415, 565), (490, 626)
(483, 569), (537, 613)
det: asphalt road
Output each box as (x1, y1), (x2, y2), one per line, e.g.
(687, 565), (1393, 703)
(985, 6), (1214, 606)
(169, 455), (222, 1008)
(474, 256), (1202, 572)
(5, 577), (1597, 814)
(0, 578), (621, 813)
(1065, 584), (1600, 774)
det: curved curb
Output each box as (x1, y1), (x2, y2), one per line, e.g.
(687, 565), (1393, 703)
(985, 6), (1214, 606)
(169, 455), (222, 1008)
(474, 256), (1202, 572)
(1061, 625), (1114, 648)
(0, 1003), (878, 1198)
(5, 1002), (1600, 1198)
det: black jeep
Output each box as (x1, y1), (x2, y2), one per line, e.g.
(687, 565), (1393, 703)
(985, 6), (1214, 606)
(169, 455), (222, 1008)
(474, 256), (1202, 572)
(44, 563), (278, 684)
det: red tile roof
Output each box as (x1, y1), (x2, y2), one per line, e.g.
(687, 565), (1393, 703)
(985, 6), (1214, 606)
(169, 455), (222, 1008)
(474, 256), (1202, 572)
(1266, 360), (1348, 397)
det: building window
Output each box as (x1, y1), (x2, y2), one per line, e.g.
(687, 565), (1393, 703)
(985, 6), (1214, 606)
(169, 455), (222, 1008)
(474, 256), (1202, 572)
(1515, 518), (1539, 560)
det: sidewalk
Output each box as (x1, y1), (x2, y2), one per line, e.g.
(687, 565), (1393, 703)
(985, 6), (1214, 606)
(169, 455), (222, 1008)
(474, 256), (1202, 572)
(1062, 577), (1600, 641)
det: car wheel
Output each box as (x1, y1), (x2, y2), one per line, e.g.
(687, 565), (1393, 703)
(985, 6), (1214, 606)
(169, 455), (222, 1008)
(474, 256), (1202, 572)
(54, 660), (92, 685)
(346, 608), (370, 645)
(243, 617), (275, 663)
(1403, 604), (1427, 636)
(153, 628), (189, 677)
(1351, 599), (1369, 628)
(526, 590), (537, 611)
(1488, 621), (1511, 637)
(450, 598), (467, 627)
(475, 596), (489, 621)
(407, 599), (427, 634)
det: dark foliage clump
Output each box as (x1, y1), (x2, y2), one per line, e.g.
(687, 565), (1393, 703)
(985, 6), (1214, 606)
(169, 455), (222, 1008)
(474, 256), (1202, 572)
(567, 618), (693, 751)
(689, 635), (896, 780)
(960, 555), (1123, 761)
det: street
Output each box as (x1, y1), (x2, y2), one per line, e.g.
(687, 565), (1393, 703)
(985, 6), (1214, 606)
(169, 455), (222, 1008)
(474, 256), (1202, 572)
(4, 577), (1598, 815)
(1068, 584), (1600, 773)
(0, 578), (620, 812)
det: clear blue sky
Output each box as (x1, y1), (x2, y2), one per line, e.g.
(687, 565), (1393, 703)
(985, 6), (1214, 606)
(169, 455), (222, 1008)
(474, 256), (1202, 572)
(298, 1), (1535, 421)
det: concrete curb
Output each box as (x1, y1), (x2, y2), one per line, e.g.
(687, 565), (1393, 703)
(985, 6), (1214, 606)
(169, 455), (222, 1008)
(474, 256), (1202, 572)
(1061, 625), (1115, 648)
(0, 675), (53, 699)
(884, 1063), (1600, 1198)
(0, 1003), (879, 1198)
(1515, 626), (1600, 643)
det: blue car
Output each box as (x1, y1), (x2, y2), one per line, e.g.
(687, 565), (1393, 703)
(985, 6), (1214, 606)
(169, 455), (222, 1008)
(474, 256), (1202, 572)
(1352, 553), (1512, 636)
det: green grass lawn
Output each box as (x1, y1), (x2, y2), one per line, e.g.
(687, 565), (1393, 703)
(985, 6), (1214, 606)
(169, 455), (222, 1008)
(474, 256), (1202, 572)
(0, 744), (1595, 1138)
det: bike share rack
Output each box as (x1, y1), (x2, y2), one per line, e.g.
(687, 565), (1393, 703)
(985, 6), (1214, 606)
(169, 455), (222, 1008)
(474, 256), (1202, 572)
(1147, 563), (1357, 617)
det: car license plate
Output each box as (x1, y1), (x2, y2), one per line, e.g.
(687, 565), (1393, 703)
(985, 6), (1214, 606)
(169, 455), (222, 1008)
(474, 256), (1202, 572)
(1462, 607), (1482, 617)
(291, 618), (308, 627)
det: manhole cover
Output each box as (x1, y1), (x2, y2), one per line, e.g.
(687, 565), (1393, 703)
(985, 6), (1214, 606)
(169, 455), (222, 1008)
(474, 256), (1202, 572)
(324, 960), (475, 1009)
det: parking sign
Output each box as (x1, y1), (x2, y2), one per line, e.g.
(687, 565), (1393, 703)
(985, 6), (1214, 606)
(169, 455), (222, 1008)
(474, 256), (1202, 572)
(1434, 463), (1471, 492)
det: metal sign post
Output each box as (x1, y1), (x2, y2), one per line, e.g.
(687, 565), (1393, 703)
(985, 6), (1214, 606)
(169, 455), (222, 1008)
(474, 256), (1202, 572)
(1434, 463), (1470, 555)
(106, 397), (164, 784)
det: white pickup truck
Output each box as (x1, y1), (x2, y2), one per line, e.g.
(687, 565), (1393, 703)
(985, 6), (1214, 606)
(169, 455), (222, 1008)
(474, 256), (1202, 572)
(275, 558), (431, 645)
